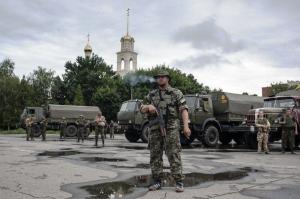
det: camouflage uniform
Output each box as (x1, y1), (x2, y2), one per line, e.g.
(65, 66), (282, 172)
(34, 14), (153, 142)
(109, 121), (115, 139)
(256, 117), (270, 153)
(60, 119), (67, 139)
(76, 116), (86, 142)
(40, 118), (47, 141)
(30, 116), (36, 141)
(281, 116), (296, 152)
(143, 85), (188, 182)
(25, 116), (31, 141)
(94, 115), (106, 146)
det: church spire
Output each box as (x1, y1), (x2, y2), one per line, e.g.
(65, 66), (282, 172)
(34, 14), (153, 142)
(126, 8), (130, 36)
(84, 33), (92, 58)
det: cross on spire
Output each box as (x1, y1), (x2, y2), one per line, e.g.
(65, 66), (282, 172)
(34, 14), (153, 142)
(126, 8), (130, 35)
(87, 33), (90, 43)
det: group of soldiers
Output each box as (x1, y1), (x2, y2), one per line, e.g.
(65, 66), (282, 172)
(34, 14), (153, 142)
(25, 112), (117, 147)
(256, 108), (298, 154)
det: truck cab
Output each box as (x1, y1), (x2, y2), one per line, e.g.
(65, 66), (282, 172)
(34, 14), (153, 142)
(117, 100), (149, 143)
(246, 96), (300, 147)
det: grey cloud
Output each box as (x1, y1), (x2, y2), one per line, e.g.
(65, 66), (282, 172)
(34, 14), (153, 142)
(173, 18), (244, 53)
(172, 53), (231, 69)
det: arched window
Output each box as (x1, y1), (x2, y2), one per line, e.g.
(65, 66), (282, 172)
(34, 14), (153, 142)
(121, 58), (125, 70)
(129, 58), (133, 71)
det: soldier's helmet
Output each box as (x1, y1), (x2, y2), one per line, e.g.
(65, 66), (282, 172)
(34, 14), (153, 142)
(153, 71), (171, 81)
(62, 117), (66, 119)
(79, 115), (84, 118)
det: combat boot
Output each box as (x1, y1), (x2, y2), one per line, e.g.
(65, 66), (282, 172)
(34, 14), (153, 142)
(175, 181), (184, 192)
(148, 180), (161, 191)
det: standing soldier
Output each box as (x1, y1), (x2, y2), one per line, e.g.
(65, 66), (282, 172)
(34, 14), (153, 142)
(280, 109), (298, 154)
(109, 120), (115, 139)
(255, 110), (270, 154)
(94, 112), (106, 146)
(60, 117), (67, 140)
(76, 115), (86, 143)
(40, 117), (48, 141)
(29, 116), (36, 141)
(25, 116), (31, 141)
(140, 71), (191, 193)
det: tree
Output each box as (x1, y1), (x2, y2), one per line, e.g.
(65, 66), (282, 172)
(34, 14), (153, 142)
(51, 76), (67, 104)
(73, 85), (85, 105)
(27, 66), (55, 106)
(0, 58), (15, 76)
(64, 54), (115, 105)
(271, 82), (297, 95)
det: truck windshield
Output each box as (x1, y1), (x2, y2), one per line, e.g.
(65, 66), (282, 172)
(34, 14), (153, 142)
(185, 96), (196, 108)
(264, 98), (295, 108)
(120, 102), (137, 111)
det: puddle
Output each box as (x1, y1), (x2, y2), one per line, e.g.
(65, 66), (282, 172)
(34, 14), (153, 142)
(113, 163), (170, 169)
(117, 146), (147, 150)
(81, 157), (127, 162)
(37, 150), (82, 157)
(81, 169), (248, 199)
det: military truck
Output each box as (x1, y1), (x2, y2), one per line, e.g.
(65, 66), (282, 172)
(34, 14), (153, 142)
(117, 99), (149, 143)
(20, 104), (101, 137)
(117, 92), (263, 147)
(184, 92), (264, 147)
(246, 96), (300, 149)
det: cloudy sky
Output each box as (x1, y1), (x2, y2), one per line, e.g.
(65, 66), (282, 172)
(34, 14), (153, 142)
(1, 0), (300, 95)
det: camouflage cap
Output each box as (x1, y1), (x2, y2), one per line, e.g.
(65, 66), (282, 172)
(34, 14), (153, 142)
(153, 71), (170, 79)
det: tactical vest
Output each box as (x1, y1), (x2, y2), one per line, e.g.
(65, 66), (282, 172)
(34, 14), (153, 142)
(149, 88), (179, 120)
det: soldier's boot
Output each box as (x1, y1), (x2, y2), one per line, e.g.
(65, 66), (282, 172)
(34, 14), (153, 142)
(175, 181), (184, 193)
(95, 136), (98, 146)
(148, 180), (162, 191)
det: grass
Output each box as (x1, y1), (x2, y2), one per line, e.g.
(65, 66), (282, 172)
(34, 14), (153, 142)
(0, 128), (59, 135)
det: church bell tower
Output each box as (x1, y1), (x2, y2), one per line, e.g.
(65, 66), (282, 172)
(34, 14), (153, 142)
(116, 9), (138, 77)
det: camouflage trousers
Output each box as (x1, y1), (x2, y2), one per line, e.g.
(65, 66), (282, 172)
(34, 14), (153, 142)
(95, 126), (105, 146)
(26, 127), (32, 141)
(110, 128), (114, 139)
(60, 126), (66, 139)
(257, 131), (269, 152)
(149, 124), (183, 182)
(77, 126), (85, 142)
(282, 128), (295, 151)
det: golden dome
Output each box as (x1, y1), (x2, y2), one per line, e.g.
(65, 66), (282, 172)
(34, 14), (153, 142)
(84, 43), (92, 52)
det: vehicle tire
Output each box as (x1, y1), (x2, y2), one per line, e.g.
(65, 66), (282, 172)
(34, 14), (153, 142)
(66, 125), (78, 137)
(32, 125), (42, 137)
(202, 126), (219, 147)
(125, 130), (140, 143)
(233, 136), (245, 145)
(219, 135), (232, 145)
(245, 132), (257, 149)
(295, 138), (300, 148)
(141, 124), (150, 143)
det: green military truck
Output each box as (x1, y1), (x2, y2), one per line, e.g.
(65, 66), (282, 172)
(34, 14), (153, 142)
(185, 92), (263, 147)
(117, 99), (149, 143)
(20, 104), (101, 137)
(117, 92), (263, 147)
(246, 96), (300, 149)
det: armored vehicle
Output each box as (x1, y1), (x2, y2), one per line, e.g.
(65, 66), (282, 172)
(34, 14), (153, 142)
(185, 92), (264, 147)
(117, 99), (149, 143)
(20, 104), (101, 137)
(246, 96), (300, 149)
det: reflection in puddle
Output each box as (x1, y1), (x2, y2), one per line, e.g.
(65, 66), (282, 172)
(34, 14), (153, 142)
(117, 146), (147, 150)
(81, 169), (248, 199)
(81, 157), (127, 162)
(113, 163), (170, 169)
(37, 150), (82, 157)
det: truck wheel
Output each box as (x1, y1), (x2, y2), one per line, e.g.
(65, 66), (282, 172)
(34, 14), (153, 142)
(33, 125), (42, 137)
(202, 126), (219, 147)
(295, 138), (300, 148)
(125, 131), (140, 143)
(66, 125), (77, 137)
(245, 133), (257, 149)
(219, 135), (232, 145)
(141, 124), (150, 143)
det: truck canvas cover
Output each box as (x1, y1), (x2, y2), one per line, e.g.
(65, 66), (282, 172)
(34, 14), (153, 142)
(47, 104), (100, 120)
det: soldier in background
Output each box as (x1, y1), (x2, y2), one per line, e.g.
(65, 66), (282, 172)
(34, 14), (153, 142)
(60, 117), (67, 140)
(40, 117), (47, 141)
(255, 110), (270, 154)
(109, 120), (115, 139)
(280, 109), (298, 154)
(29, 116), (36, 141)
(76, 115), (86, 143)
(25, 116), (32, 141)
(94, 112), (106, 146)
(140, 71), (191, 193)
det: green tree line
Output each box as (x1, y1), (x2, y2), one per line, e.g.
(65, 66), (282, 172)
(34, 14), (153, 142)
(0, 54), (213, 129)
